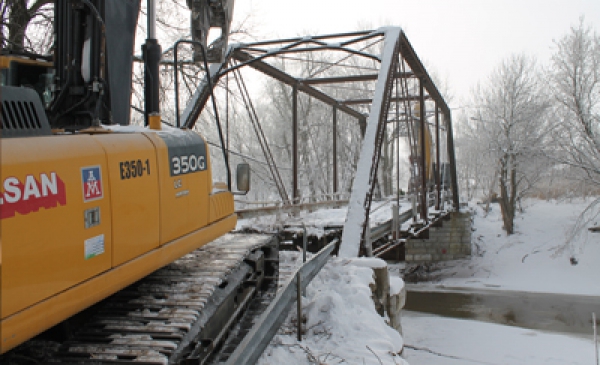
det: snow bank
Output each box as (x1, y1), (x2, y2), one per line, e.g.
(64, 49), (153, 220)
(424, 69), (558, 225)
(259, 254), (407, 365)
(416, 198), (600, 296)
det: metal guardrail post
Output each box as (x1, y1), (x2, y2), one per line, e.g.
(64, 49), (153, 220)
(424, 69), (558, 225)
(302, 224), (307, 263)
(411, 194), (417, 222)
(392, 203), (399, 240)
(593, 312), (598, 365)
(302, 224), (307, 296)
(296, 272), (302, 342)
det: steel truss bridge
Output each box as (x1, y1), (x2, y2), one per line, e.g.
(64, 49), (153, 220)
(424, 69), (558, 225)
(176, 27), (459, 258)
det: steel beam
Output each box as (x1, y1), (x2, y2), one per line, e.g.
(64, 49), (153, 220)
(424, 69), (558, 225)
(419, 78), (428, 222)
(398, 32), (450, 117)
(238, 30), (375, 48)
(435, 105), (441, 210)
(333, 105), (338, 194)
(445, 111), (460, 209)
(232, 50), (365, 121)
(301, 72), (413, 85)
(182, 55), (229, 129)
(293, 85), (299, 203)
(341, 95), (426, 106)
(340, 28), (402, 258)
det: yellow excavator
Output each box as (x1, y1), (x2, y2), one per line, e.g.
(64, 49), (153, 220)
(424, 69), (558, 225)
(0, 0), (243, 354)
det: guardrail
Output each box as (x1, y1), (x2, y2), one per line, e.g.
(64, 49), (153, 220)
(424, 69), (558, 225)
(236, 199), (349, 219)
(223, 240), (337, 365)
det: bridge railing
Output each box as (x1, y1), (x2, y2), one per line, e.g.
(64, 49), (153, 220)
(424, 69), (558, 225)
(235, 192), (350, 219)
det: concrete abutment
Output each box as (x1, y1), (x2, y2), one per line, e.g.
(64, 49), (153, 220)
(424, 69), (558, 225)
(405, 211), (472, 263)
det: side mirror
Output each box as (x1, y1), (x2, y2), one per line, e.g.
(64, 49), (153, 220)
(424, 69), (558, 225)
(236, 163), (250, 194)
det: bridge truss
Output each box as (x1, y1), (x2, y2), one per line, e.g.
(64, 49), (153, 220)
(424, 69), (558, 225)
(178, 27), (459, 257)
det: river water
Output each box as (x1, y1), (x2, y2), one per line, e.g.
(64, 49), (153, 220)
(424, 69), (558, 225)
(405, 286), (600, 335)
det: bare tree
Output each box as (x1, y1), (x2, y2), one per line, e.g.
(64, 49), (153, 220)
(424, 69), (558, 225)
(472, 54), (552, 234)
(547, 18), (600, 253)
(1, 0), (52, 51)
(548, 18), (600, 189)
(455, 113), (496, 202)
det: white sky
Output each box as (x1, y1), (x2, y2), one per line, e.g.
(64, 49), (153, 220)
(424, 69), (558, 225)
(233, 0), (600, 110)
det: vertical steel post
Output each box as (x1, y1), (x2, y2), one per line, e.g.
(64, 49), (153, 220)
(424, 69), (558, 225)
(445, 111), (460, 209)
(143, 0), (161, 126)
(293, 84), (299, 204)
(333, 105), (338, 195)
(419, 78), (428, 222)
(435, 105), (441, 210)
(226, 72), (230, 161)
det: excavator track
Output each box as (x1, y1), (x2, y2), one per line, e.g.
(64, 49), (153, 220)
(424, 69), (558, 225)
(13, 233), (279, 365)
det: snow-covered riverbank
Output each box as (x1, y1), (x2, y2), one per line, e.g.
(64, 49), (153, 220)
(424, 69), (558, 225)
(406, 198), (600, 296)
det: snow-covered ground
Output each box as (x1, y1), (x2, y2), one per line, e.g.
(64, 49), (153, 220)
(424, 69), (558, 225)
(411, 198), (600, 296)
(249, 198), (600, 364)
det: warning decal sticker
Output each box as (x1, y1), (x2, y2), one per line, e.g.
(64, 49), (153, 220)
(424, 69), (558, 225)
(85, 234), (105, 260)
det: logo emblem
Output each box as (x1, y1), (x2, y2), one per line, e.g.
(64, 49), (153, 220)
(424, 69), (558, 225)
(81, 166), (103, 202)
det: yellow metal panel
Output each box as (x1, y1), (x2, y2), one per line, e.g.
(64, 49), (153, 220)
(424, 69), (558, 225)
(142, 131), (210, 244)
(0, 214), (236, 354)
(92, 134), (160, 266)
(209, 191), (235, 223)
(0, 56), (52, 69)
(0, 135), (112, 319)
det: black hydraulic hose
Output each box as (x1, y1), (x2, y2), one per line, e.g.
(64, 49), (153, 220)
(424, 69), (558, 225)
(53, 89), (92, 122)
(173, 39), (231, 190)
(80, 0), (105, 26)
(201, 49), (231, 191)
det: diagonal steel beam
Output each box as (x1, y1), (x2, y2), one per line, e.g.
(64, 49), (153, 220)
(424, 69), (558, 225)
(182, 51), (232, 129)
(398, 32), (449, 116)
(301, 72), (413, 85)
(238, 30), (375, 48)
(339, 27), (402, 258)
